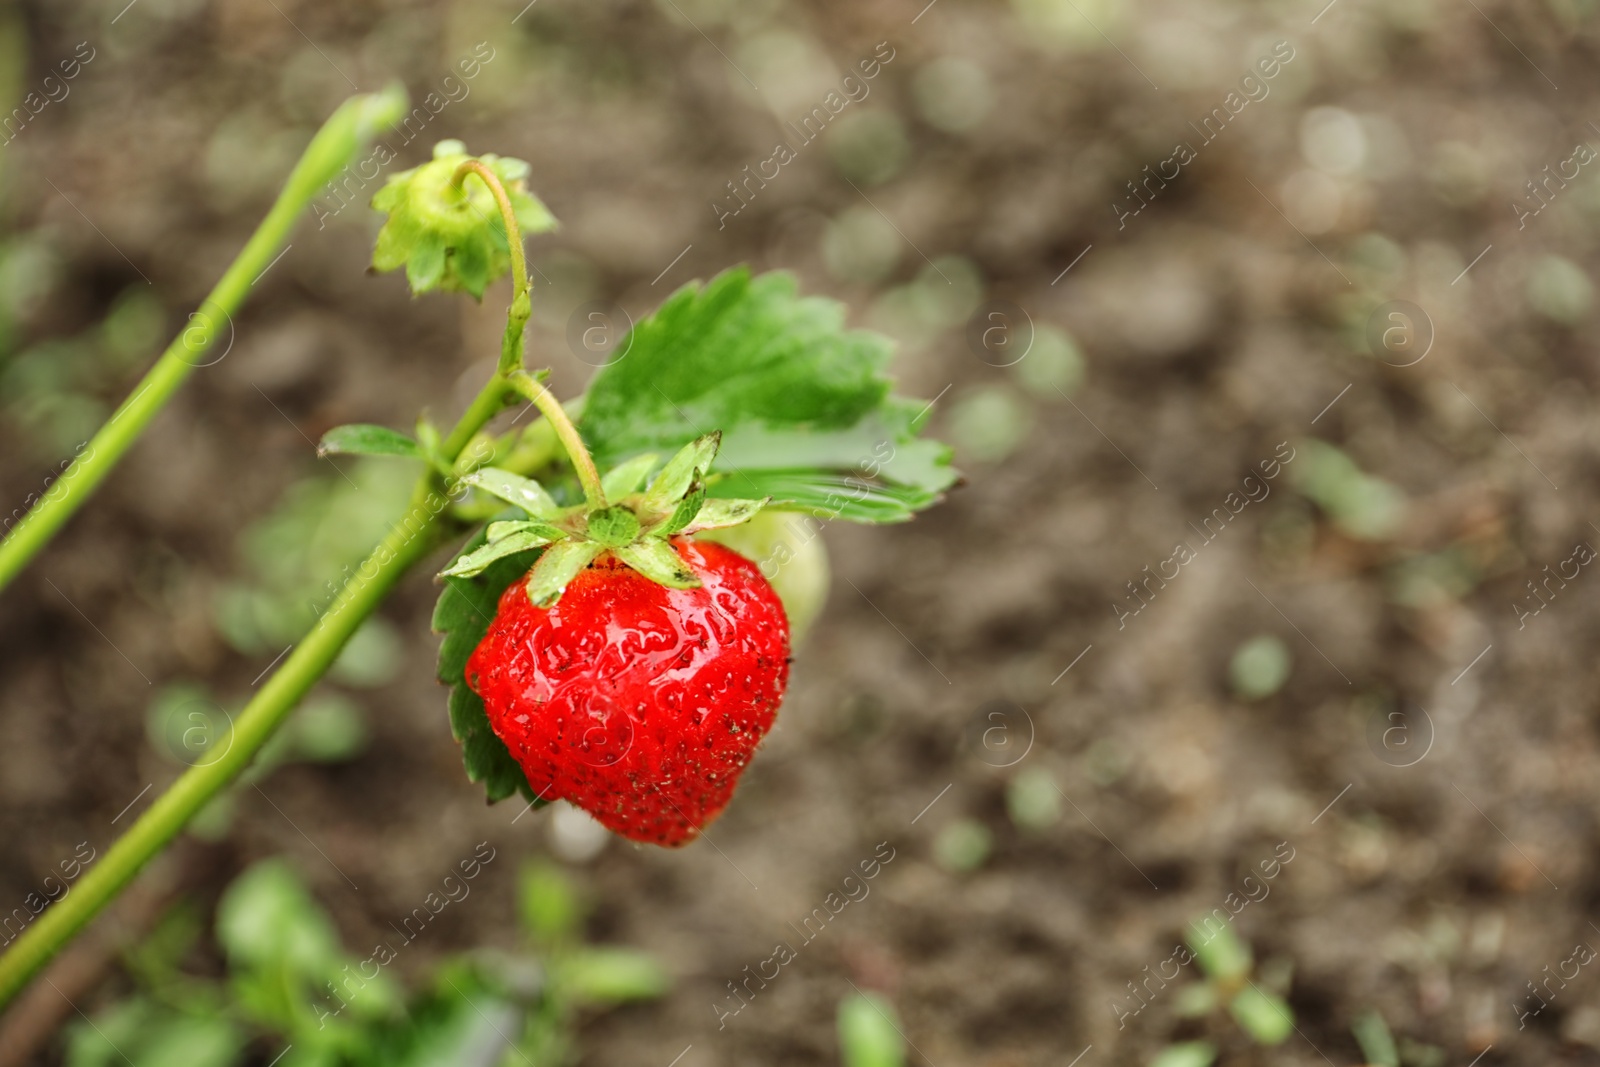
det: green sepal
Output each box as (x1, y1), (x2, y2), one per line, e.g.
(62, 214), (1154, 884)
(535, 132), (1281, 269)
(460, 468), (560, 519)
(600, 453), (658, 498)
(613, 541), (699, 589)
(681, 496), (767, 533)
(316, 424), (421, 459)
(641, 433), (720, 515)
(439, 527), (564, 578)
(585, 506), (641, 548)
(486, 518), (565, 543)
(526, 541), (605, 606)
(648, 486), (705, 537)
(369, 140), (557, 299)
(432, 525), (544, 805)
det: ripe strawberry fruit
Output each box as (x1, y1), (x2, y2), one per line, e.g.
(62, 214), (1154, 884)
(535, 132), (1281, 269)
(466, 537), (790, 846)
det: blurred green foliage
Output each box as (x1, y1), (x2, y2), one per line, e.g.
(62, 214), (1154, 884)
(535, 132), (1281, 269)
(213, 459), (415, 688)
(1352, 1008), (1399, 1067)
(1527, 254), (1593, 325)
(1006, 766), (1063, 831)
(949, 384), (1032, 464)
(837, 991), (905, 1067)
(1177, 920), (1293, 1046)
(932, 817), (992, 873)
(1228, 634), (1291, 701)
(0, 285), (163, 455)
(1014, 325), (1086, 399)
(1149, 1041), (1216, 1067)
(65, 860), (666, 1067)
(1290, 438), (1406, 541)
(145, 681), (369, 842)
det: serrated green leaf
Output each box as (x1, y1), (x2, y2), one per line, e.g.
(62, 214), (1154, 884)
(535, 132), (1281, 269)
(433, 526), (545, 804)
(578, 268), (956, 524)
(613, 540), (699, 588)
(600, 453), (659, 498)
(316, 424), (422, 459)
(526, 541), (604, 606)
(440, 528), (565, 578)
(681, 496), (767, 533)
(581, 269), (891, 453)
(641, 433), (721, 514)
(462, 468), (560, 518)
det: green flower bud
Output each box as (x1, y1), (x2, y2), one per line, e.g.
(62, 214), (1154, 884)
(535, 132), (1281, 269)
(370, 140), (557, 299)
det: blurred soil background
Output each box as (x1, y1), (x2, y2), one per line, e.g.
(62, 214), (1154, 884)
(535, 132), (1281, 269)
(4, 0), (1600, 1063)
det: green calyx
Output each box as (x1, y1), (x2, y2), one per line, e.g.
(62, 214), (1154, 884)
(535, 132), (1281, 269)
(370, 140), (557, 299)
(438, 432), (768, 607)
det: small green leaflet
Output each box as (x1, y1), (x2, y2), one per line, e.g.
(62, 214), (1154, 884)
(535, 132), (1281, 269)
(317, 424), (421, 459)
(459, 469), (561, 519)
(578, 268), (956, 524)
(432, 523), (543, 805)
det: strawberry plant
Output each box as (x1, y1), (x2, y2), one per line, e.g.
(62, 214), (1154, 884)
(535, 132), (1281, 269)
(0, 91), (954, 1009)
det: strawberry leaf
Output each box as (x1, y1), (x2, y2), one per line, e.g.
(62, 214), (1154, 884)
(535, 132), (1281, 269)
(577, 268), (956, 523)
(432, 525), (544, 805)
(317, 424), (422, 459)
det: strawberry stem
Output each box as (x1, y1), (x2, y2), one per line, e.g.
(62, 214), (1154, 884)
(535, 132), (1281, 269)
(0, 363), (517, 1013)
(451, 159), (531, 376)
(508, 370), (607, 510)
(0, 87), (407, 596)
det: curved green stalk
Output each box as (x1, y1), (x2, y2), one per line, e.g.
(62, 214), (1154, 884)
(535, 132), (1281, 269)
(451, 159), (532, 377)
(0, 85), (408, 595)
(507, 371), (606, 509)
(0, 372), (514, 1010)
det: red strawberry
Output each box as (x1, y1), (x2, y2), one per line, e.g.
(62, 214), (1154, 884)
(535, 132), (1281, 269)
(466, 538), (790, 846)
